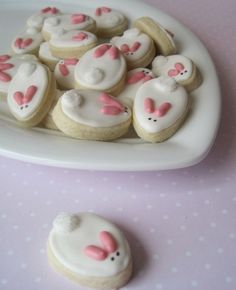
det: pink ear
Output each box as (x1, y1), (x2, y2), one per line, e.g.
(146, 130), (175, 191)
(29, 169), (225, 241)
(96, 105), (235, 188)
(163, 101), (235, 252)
(120, 44), (130, 54)
(168, 69), (179, 77)
(41, 7), (51, 13)
(127, 71), (145, 84)
(175, 63), (184, 71)
(72, 32), (88, 41)
(99, 93), (124, 111)
(21, 38), (33, 49)
(0, 55), (11, 62)
(0, 71), (11, 82)
(63, 58), (79, 66)
(71, 14), (86, 24)
(99, 231), (117, 253)
(108, 46), (119, 60)
(144, 97), (155, 113)
(130, 42), (141, 52)
(142, 75), (153, 83)
(154, 102), (171, 117)
(13, 91), (24, 105)
(59, 63), (69, 76)
(101, 7), (111, 13)
(0, 63), (14, 70)
(94, 44), (110, 58)
(85, 245), (108, 260)
(23, 85), (37, 104)
(14, 38), (23, 49)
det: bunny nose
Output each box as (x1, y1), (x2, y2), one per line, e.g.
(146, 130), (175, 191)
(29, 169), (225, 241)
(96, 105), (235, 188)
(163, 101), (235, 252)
(84, 67), (104, 84)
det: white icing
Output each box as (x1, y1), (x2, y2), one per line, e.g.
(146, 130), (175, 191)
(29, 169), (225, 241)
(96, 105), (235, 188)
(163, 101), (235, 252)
(53, 213), (80, 233)
(54, 58), (79, 90)
(49, 212), (131, 277)
(43, 14), (95, 39)
(60, 89), (131, 128)
(11, 27), (43, 54)
(152, 55), (193, 82)
(118, 68), (154, 107)
(27, 7), (61, 29)
(0, 54), (38, 94)
(39, 42), (60, 62)
(7, 62), (48, 119)
(134, 77), (189, 133)
(111, 28), (152, 63)
(74, 44), (126, 90)
(50, 30), (97, 49)
(93, 8), (125, 29)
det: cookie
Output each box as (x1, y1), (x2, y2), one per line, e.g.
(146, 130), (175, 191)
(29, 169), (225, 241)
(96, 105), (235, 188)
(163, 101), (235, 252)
(134, 17), (177, 56)
(52, 90), (132, 141)
(11, 27), (43, 55)
(47, 212), (132, 290)
(42, 14), (97, 41)
(54, 58), (79, 90)
(39, 42), (60, 71)
(118, 68), (154, 107)
(133, 77), (190, 143)
(7, 62), (57, 127)
(27, 6), (61, 30)
(0, 54), (38, 100)
(92, 6), (128, 38)
(49, 30), (98, 59)
(111, 28), (156, 69)
(152, 55), (202, 92)
(74, 44), (127, 96)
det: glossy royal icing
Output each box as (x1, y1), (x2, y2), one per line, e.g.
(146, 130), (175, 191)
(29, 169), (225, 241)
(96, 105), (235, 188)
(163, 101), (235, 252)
(54, 58), (79, 89)
(93, 7), (125, 29)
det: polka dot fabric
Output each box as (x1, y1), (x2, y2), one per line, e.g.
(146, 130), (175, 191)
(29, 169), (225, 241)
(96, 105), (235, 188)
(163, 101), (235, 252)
(1, 0), (236, 290)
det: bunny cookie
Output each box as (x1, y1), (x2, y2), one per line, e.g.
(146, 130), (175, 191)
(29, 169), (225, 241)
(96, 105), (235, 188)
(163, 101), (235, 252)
(111, 28), (156, 69)
(92, 6), (128, 38)
(52, 90), (132, 141)
(152, 55), (202, 92)
(7, 61), (56, 127)
(133, 76), (190, 142)
(47, 212), (133, 290)
(74, 43), (127, 96)
(42, 13), (97, 41)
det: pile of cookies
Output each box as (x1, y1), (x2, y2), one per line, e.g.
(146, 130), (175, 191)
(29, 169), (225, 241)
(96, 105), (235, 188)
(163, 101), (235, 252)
(0, 6), (202, 143)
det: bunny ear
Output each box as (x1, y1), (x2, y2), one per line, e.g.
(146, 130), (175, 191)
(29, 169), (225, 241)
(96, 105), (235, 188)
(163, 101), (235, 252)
(99, 92), (124, 111)
(130, 42), (141, 52)
(127, 71), (146, 84)
(93, 44), (111, 58)
(99, 231), (117, 253)
(144, 97), (155, 114)
(174, 63), (184, 71)
(85, 245), (107, 260)
(23, 85), (37, 104)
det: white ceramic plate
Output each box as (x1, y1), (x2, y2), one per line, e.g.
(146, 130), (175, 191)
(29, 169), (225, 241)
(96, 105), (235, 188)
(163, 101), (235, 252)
(0, 0), (221, 171)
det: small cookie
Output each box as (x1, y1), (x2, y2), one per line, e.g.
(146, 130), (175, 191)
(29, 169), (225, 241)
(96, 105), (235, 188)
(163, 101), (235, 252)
(52, 90), (132, 141)
(42, 14), (97, 41)
(0, 54), (38, 99)
(49, 30), (98, 58)
(7, 62), (56, 127)
(47, 212), (132, 289)
(74, 44), (127, 96)
(11, 27), (43, 55)
(27, 6), (61, 30)
(133, 77), (190, 143)
(134, 17), (177, 56)
(118, 68), (154, 107)
(39, 42), (60, 71)
(92, 6), (128, 38)
(111, 28), (156, 69)
(152, 55), (202, 92)
(54, 58), (79, 90)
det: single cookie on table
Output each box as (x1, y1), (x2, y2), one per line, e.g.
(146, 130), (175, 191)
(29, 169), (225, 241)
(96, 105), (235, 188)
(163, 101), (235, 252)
(47, 212), (133, 290)
(52, 90), (132, 141)
(74, 44), (127, 96)
(0, 54), (38, 100)
(152, 55), (202, 92)
(133, 77), (190, 143)
(11, 27), (43, 55)
(134, 17), (177, 56)
(27, 6), (61, 30)
(118, 68), (155, 107)
(49, 29), (98, 59)
(39, 42), (60, 71)
(92, 6), (128, 38)
(42, 13), (97, 41)
(7, 61), (57, 127)
(54, 58), (79, 90)
(111, 28), (156, 70)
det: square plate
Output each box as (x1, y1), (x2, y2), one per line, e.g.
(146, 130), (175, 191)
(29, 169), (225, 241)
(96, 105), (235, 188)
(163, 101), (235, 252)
(0, 0), (221, 171)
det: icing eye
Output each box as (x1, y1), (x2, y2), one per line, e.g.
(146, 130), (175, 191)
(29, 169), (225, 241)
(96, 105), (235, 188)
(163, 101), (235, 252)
(184, 70), (188, 73)
(20, 106), (23, 110)
(148, 117), (152, 120)
(61, 90), (82, 108)
(53, 212), (80, 233)
(116, 251), (120, 256)
(110, 257), (115, 261)
(180, 72), (184, 75)
(19, 62), (37, 77)
(84, 67), (104, 85)
(25, 105), (28, 108)
(153, 119), (157, 122)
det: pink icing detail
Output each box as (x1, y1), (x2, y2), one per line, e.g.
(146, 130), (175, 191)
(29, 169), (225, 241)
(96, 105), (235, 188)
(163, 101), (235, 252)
(101, 106), (123, 115)
(0, 71), (11, 82)
(59, 58), (79, 76)
(99, 92), (124, 111)
(63, 58), (79, 66)
(95, 7), (111, 16)
(94, 44), (119, 60)
(59, 64), (69, 76)
(168, 63), (185, 77)
(130, 42), (141, 52)
(0, 63), (14, 70)
(120, 42), (141, 54)
(127, 71), (153, 85)
(144, 97), (155, 114)
(142, 75), (153, 83)
(13, 85), (38, 106)
(72, 32), (88, 41)
(84, 245), (108, 261)
(71, 14), (86, 24)
(154, 102), (172, 117)
(99, 231), (117, 253)
(120, 44), (129, 54)
(0, 55), (11, 62)
(144, 97), (171, 117)
(41, 7), (58, 14)
(14, 38), (33, 49)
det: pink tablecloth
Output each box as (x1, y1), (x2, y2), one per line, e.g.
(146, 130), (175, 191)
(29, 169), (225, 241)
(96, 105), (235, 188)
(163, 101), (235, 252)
(1, 1), (236, 290)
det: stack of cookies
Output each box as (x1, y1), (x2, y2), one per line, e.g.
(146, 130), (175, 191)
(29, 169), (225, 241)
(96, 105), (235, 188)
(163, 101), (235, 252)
(0, 6), (202, 143)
